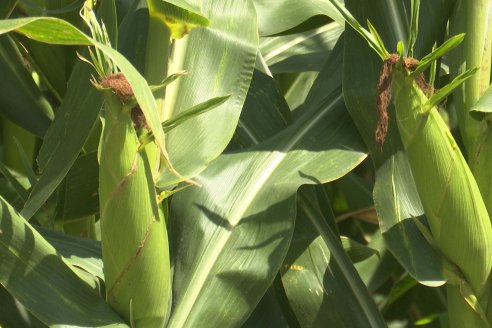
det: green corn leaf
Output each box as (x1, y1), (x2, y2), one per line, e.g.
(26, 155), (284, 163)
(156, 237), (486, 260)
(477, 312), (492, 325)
(470, 84), (492, 118)
(13, 137), (37, 186)
(0, 34), (53, 137)
(425, 67), (478, 110)
(0, 0), (16, 18)
(169, 94), (369, 327)
(407, 0), (420, 58)
(260, 22), (343, 73)
(21, 59), (102, 221)
(0, 162), (30, 203)
(167, 43), (383, 327)
(122, 70), (188, 109)
(409, 33), (465, 78)
(149, 70), (187, 93)
(147, 0), (210, 38)
(62, 152), (99, 221)
(0, 17), (171, 217)
(397, 41), (404, 58)
(162, 94), (230, 131)
(367, 20), (388, 59)
(382, 274), (419, 313)
(4, 16), (159, 130)
(282, 187), (383, 327)
(428, 43), (438, 92)
(252, 0), (345, 36)
(340, 236), (379, 263)
(139, 95), (230, 148)
(155, 0), (258, 187)
(326, 0), (389, 60)
(0, 196), (127, 327)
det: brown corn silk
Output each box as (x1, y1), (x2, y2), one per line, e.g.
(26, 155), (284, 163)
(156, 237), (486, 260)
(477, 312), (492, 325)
(376, 54), (430, 146)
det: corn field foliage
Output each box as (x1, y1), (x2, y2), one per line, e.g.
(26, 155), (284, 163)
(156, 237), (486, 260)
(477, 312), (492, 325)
(1, 0), (492, 327)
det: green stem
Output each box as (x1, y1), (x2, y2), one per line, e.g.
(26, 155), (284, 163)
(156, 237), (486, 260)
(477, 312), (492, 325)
(144, 16), (171, 119)
(143, 16), (172, 178)
(449, 0), (492, 160)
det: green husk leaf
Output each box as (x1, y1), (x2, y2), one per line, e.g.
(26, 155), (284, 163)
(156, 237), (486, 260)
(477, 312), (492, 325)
(36, 225), (104, 280)
(409, 33), (465, 78)
(397, 41), (404, 58)
(367, 20), (388, 59)
(139, 95), (230, 148)
(162, 95), (230, 132)
(149, 70), (187, 93)
(425, 67), (478, 109)
(428, 43), (438, 94)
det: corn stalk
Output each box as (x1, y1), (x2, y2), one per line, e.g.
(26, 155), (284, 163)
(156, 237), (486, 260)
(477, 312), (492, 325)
(448, 0), (492, 164)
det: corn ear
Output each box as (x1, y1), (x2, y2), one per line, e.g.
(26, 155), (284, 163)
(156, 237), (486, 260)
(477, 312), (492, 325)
(98, 76), (170, 327)
(392, 65), (492, 291)
(391, 63), (492, 326)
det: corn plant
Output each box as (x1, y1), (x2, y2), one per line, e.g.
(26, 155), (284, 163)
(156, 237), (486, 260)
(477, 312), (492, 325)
(2, 0), (492, 327)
